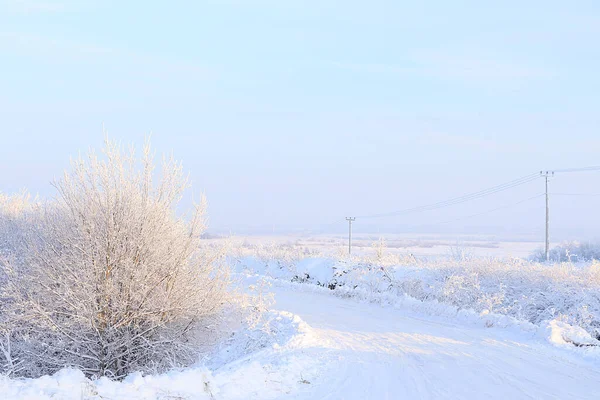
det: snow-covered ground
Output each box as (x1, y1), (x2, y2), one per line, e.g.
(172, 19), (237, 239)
(3, 276), (600, 399)
(0, 309), (322, 400)
(207, 233), (544, 259)
(4, 240), (600, 399)
(232, 255), (600, 342)
(272, 288), (600, 399)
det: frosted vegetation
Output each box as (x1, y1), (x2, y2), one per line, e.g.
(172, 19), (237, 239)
(231, 239), (600, 342)
(530, 241), (600, 263)
(1, 139), (599, 388)
(0, 140), (262, 379)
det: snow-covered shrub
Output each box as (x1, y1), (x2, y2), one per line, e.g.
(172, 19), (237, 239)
(531, 241), (600, 262)
(382, 258), (600, 340)
(0, 192), (39, 376)
(0, 191), (34, 260)
(233, 247), (600, 341)
(440, 272), (482, 307)
(0, 191), (32, 220)
(0, 139), (235, 379)
(448, 245), (475, 262)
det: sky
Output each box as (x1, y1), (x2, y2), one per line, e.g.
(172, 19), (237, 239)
(1, 0), (600, 241)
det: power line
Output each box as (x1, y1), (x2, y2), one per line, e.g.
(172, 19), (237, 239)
(553, 166), (600, 173)
(354, 165), (600, 221)
(338, 194), (544, 237)
(320, 165), (600, 236)
(427, 193), (545, 226)
(561, 192), (600, 196)
(357, 173), (539, 219)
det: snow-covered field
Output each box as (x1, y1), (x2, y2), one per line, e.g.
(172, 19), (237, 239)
(230, 240), (600, 340)
(206, 233), (543, 259)
(4, 280), (600, 399)
(3, 237), (600, 399)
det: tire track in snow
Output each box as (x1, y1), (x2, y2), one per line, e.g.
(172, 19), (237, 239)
(273, 289), (600, 400)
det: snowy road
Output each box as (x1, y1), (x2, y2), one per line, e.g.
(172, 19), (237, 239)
(272, 288), (600, 400)
(4, 285), (600, 399)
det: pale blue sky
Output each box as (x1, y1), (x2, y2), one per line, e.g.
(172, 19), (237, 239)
(1, 1), (600, 239)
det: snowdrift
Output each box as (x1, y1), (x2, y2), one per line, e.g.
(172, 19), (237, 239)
(232, 256), (600, 348)
(0, 311), (318, 400)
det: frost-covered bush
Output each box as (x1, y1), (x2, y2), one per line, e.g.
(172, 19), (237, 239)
(229, 242), (323, 282)
(233, 242), (600, 341)
(0, 139), (235, 379)
(0, 191), (35, 260)
(390, 259), (600, 339)
(531, 241), (600, 262)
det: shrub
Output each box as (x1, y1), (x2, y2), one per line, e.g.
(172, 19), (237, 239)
(531, 241), (600, 262)
(233, 247), (600, 340)
(0, 138), (232, 379)
(0, 191), (34, 259)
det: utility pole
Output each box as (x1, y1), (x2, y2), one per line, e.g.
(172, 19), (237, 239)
(346, 217), (355, 255)
(541, 171), (554, 262)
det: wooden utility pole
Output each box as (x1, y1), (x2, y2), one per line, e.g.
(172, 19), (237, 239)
(541, 171), (554, 261)
(346, 217), (355, 255)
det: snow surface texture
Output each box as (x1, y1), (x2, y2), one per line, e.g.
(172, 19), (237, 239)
(4, 255), (600, 399)
(0, 310), (322, 400)
(271, 288), (600, 399)
(4, 286), (599, 399)
(232, 255), (600, 343)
